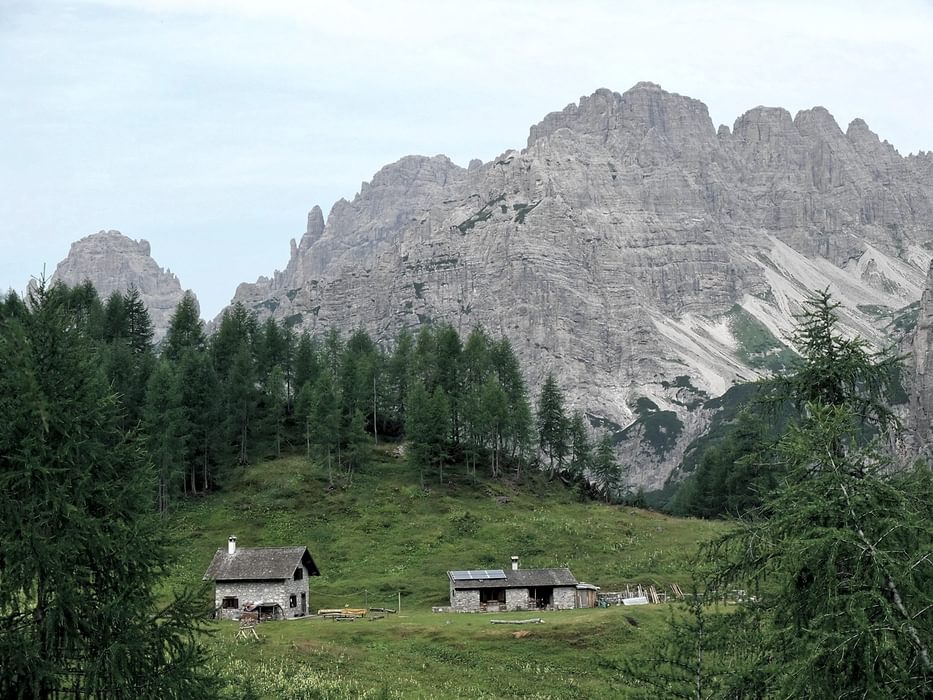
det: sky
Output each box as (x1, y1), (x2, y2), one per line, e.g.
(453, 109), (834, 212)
(2, 0), (932, 319)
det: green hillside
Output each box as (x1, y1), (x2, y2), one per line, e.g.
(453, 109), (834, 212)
(167, 444), (725, 698)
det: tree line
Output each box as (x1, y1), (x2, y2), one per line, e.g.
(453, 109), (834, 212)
(2, 281), (628, 514)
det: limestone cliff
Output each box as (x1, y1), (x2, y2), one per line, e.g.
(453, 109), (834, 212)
(51, 230), (195, 342)
(228, 83), (933, 489)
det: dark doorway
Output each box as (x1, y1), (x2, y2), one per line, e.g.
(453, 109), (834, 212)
(531, 587), (554, 609)
(301, 592), (307, 615)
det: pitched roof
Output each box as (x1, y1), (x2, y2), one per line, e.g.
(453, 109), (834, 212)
(203, 546), (321, 581)
(447, 568), (578, 589)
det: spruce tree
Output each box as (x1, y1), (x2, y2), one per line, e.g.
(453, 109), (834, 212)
(591, 432), (622, 503)
(211, 303), (256, 380)
(342, 409), (370, 483)
(143, 360), (187, 515)
(434, 324), (462, 444)
(295, 380), (315, 459)
(567, 411), (592, 485)
(537, 373), (568, 476)
(62, 280), (104, 339)
(177, 348), (220, 493)
(386, 329), (413, 429)
(405, 381), (450, 486)
(294, 331), (321, 395)
(162, 291), (204, 361)
(461, 326), (492, 389)
(309, 372), (341, 481)
(0, 281), (214, 698)
(102, 290), (128, 342)
(224, 345), (257, 465)
(123, 286), (154, 356)
(262, 365), (286, 458)
(99, 288), (155, 427)
(491, 338), (533, 471)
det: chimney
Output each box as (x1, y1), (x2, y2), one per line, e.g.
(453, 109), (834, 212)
(511, 555), (519, 571)
(228, 536), (237, 555)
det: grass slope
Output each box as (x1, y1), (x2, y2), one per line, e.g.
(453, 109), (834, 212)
(167, 445), (724, 698)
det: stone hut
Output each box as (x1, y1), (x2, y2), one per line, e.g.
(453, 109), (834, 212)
(203, 536), (321, 621)
(447, 558), (579, 612)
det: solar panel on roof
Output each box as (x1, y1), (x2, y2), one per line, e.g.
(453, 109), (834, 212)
(478, 569), (506, 579)
(450, 569), (506, 581)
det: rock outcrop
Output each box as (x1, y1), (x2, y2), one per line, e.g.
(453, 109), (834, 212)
(227, 83), (933, 489)
(51, 230), (195, 342)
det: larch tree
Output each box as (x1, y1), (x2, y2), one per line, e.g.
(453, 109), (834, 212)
(702, 290), (932, 698)
(0, 282), (215, 699)
(479, 377), (509, 478)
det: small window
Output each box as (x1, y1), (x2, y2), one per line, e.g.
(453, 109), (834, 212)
(289, 594), (297, 608)
(222, 596), (239, 609)
(294, 567), (303, 581)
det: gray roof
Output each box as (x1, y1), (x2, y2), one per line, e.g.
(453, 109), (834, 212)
(203, 546), (321, 581)
(447, 568), (578, 590)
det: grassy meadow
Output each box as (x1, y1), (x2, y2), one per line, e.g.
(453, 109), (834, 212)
(167, 443), (726, 698)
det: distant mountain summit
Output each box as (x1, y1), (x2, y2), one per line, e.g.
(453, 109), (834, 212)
(227, 82), (933, 488)
(50, 230), (196, 342)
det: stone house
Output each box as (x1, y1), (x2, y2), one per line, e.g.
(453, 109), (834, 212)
(447, 558), (580, 612)
(203, 536), (321, 621)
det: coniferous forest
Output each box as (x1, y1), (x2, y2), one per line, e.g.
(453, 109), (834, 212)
(1, 281), (624, 511)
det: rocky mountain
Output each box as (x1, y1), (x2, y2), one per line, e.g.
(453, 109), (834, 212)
(228, 82), (933, 489)
(50, 230), (195, 343)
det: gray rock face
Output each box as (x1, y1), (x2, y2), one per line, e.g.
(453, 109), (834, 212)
(228, 83), (933, 489)
(910, 261), (933, 451)
(51, 230), (195, 342)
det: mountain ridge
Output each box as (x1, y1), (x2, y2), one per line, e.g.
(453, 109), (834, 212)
(225, 82), (932, 488)
(48, 83), (933, 488)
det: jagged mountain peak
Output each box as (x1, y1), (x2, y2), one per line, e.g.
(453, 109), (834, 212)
(527, 82), (715, 149)
(212, 84), (932, 487)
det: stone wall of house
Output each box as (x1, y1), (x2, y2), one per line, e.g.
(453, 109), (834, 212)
(283, 567), (311, 616)
(505, 588), (531, 611)
(215, 580), (284, 620)
(553, 586), (577, 610)
(448, 585), (579, 612)
(449, 587), (480, 612)
(214, 572), (310, 620)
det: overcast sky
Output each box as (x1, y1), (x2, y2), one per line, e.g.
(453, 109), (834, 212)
(2, 0), (932, 319)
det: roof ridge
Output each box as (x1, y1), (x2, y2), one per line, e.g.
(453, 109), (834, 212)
(216, 545), (306, 551)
